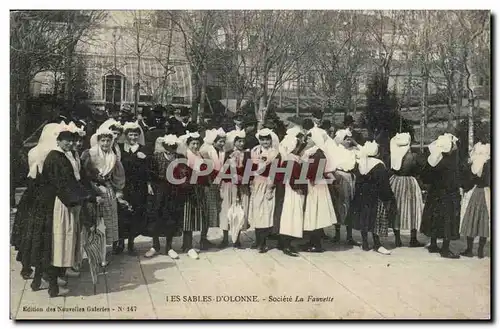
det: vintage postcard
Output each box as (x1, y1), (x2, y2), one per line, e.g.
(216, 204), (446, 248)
(10, 9), (491, 320)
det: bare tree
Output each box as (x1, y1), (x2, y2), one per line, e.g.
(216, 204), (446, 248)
(456, 11), (489, 151)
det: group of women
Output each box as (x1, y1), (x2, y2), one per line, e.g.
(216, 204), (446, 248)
(11, 111), (491, 297)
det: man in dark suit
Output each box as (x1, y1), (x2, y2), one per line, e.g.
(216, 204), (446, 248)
(168, 107), (198, 137)
(343, 115), (365, 146)
(243, 117), (259, 150)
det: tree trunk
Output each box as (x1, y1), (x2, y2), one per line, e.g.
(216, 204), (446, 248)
(191, 70), (200, 122)
(161, 18), (174, 105)
(64, 43), (75, 109)
(468, 98), (474, 152)
(296, 79), (300, 117)
(198, 68), (207, 124)
(455, 69), (464, 127)
(447, 99), (454, 129)
(420, 74), (428, 151)
(258, 70), (269, 129)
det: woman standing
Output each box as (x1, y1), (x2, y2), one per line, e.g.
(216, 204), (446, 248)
(220, 130), (250, 248)
(178, 131), (209, 259)
(389, 133), (425, 248)
(117, 122), (151, 255)
(348, 141), (394, 255)
(248, 128), (280, 253)
(301, 127), (337, 253)
(11, 123), (64, 281)
(460, 142), (490, 258)
(81, 129), (126, 263)
(277, 127), (308, 257)
(200, 128), (226, 249)
(28, 125), (93, 297)
(330, 129), (360, 246)
(420, 133), (461, 259)
(144, 134), (187, 259)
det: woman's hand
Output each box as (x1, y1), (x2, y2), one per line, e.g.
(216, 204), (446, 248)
(98, 185), (107, 195)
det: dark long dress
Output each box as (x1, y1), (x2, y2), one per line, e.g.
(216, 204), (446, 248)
(144, 153), (187, 237)
(347, 162), (396, 237)
(420, 152), (461, 240)
(15, 151), (91, 271)
(119, 144), (151, 240)
(11, 177), (42, 269)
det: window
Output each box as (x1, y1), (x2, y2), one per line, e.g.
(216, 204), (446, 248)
(103, 74), (124, 104)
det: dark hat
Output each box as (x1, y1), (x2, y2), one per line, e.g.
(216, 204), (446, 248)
(179, 107), (190, 117)
(343, 115), (355, 125)
(312, 109), (324, 120)
(243, 116), (258, 127)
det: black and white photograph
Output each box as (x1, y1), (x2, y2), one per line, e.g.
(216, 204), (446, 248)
(8, 8), (491, 320)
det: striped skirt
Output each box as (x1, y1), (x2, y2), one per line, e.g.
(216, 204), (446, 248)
(374, 200), (391, 237)
(100, 185), (119, 245)
(204, 184), (221, 228)
(183, 186), (206, 232)
(460, 187), (490, 238)
(389, 175), (424, 230)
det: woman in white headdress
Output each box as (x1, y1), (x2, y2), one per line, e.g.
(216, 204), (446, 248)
(114, 121), (151, 255)
(144, 134), (188, 259)
(90, 119), (124, 161)
(347, 141), (395, 255)
(81, 128), (126, 259)
(219, 129), (250, 248)
(459, 142), (490, 258)
(177, 131), (209, 259)
(389, 132), (425, 248)
(300, 124), (337, 253)
(420, 133), (461, 259)
(19, 124), (94, 297)
(11, 123), (67, 281)
(277, 127), (308, 257)
(328, 129), (361, 246)
(200, 128), (226, 249)
(247, 128), (280, 253)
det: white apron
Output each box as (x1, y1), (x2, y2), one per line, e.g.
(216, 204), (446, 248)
(248, 176), (275, 229)
(303, 180), (337, 231)
(52, 197), (81, 267)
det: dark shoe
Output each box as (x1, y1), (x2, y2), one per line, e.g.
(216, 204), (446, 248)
(331, 236), (340, 243)
(428, 245), (441, 253)
(460, 249), (473, 257)
(304, 246), (325, 253)
(31, 279), (48, 292)
(283, 248), (299, 257)
(112, 244), (124, 255)
(440, 250), (460, 259)
(21, 270), (33, 280)
(395, 238), (403, 248)
(362, 241), (370, 251)
(128, 248), (138, 256)
(478, 249), (485, 259)
(250, 242), (258, 249)
(49, 286), (69, 298)
(346, 238), (361, 247)
(258, 246), (269, 254)
(409, 240), (425, 248)
(233, 241), (244, 249)
(200, 239), (216, 251)
(218, 240), (229, 249)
